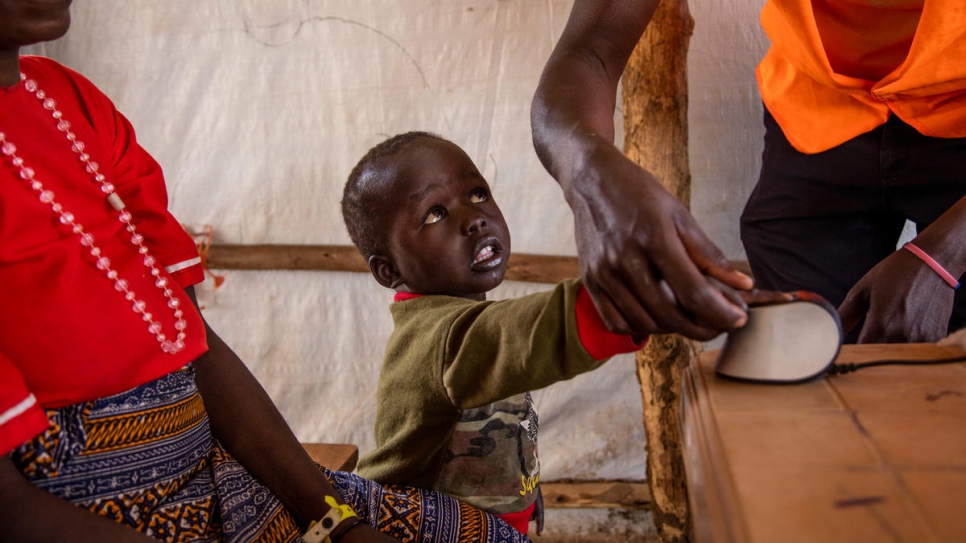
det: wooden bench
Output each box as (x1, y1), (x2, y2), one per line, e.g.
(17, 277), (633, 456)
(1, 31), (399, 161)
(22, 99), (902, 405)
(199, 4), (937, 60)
(302, 443), (359, 472)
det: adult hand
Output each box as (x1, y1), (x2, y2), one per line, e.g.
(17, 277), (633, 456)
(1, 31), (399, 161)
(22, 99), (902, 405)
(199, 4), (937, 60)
(734, 285), (796, 308)
(531, 0), (755, 341)
(838, 247), (955, 343)
(697, 275), (793, 327)
(568, 143), (754, 341)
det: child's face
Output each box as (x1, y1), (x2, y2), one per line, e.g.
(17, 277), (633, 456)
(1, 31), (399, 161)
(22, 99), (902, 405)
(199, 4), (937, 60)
(380, 138), (510, 300)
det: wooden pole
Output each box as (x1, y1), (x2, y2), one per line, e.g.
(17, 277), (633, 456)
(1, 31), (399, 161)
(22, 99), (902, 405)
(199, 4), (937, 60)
(621, 1), (697, 542)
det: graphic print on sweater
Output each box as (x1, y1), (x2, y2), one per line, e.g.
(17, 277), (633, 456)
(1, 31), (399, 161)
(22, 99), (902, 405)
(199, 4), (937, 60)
(436, 392), (539, 514)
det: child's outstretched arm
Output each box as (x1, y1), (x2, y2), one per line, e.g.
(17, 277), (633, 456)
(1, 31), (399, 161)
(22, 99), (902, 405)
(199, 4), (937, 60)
(437, 279), (642, 409)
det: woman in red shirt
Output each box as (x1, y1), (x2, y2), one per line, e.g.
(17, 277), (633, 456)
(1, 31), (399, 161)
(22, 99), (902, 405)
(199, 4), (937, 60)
(0, 3), (531, 543)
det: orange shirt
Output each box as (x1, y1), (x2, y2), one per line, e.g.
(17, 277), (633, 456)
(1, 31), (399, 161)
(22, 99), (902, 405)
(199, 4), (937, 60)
(757, 0), (966, 154)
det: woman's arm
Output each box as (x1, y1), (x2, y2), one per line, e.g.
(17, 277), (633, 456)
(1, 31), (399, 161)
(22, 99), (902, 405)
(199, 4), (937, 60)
(185, 287), (398, 542)
(0, 456), (155, 542)
(531, 0), (753, 341)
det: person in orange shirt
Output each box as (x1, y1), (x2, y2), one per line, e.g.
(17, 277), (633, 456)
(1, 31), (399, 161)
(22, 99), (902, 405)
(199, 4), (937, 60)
(531, 0), (965, 344)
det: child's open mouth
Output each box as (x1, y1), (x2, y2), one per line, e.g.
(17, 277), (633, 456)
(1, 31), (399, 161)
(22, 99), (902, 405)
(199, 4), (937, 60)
(471, 238), (504, 270)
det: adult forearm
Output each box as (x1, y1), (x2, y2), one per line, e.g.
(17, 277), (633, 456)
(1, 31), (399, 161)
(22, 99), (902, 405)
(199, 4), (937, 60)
(531, 35), (628, 201)
(909, 195), (966, 280)
(531, 0), (659, 192)
(0, 458), (154, 542)
(837, 196), (966, 342)
(191, 323), (336, 529)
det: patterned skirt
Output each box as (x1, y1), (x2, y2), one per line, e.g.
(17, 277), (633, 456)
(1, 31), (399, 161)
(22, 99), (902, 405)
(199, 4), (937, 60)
(11, 367), (531, 543)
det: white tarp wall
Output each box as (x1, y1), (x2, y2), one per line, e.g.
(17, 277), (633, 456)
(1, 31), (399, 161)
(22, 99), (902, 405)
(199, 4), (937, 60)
(32, 0), (768, 484)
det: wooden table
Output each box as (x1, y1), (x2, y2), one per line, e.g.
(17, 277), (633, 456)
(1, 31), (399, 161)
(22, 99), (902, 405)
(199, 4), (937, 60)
(682, 343), (966, 543)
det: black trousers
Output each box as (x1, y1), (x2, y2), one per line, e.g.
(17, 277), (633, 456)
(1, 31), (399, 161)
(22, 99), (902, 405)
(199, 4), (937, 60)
(740, 109), (966, 339)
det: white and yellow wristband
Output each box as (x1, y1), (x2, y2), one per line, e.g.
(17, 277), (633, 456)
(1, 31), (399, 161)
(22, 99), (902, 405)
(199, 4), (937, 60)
(302, 496), (361, 543)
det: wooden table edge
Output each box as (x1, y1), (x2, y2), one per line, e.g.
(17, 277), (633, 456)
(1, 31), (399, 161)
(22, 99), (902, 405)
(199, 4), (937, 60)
(681, 350), (751, 543)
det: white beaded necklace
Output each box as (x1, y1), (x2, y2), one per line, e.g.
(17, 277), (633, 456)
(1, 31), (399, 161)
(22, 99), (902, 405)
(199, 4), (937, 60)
(0, 72), (187, 354)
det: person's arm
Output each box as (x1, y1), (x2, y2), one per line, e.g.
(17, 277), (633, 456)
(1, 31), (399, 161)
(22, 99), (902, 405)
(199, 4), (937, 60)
(0, 347), (153, 541)
(438, 280), (639, 408)
(185, 287), (398, 543)
(839, 196), (966, 343)
(531, 0), (753, 341)
(0, 457), (159, 542)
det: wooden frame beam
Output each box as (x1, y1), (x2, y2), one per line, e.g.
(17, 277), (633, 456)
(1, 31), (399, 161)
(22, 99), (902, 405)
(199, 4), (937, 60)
(541, 480), (652, 510)
(205, 244), (580, 284)
(204, 244), (749, 284)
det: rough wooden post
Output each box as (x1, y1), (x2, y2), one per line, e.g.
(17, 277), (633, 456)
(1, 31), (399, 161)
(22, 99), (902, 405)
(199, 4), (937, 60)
(621, 1), (698, 542)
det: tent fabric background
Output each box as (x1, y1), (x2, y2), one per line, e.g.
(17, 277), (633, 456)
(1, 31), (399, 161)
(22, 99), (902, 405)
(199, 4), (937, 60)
(28, 0), (769, 482)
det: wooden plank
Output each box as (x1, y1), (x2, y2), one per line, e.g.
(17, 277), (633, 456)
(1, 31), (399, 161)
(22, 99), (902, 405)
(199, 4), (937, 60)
(682, 343), (966, 543)
(541, 481), (653, 510)
(302, 443), (359, 472)
(204, 243), (749, 286)
(297, 444), (653, 511)
(681, 351), (750, 543)
(207, 244), (369, 273)
(505, 253), (580, 284)
(205, 244), (579, 284)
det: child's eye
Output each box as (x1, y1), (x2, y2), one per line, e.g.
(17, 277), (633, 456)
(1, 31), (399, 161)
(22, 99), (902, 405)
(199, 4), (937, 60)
(423, 206), (447, 225)
(470, 189), (489, 203)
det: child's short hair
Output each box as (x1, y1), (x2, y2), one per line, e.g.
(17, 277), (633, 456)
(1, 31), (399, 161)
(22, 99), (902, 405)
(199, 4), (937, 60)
(342, 131), (445, 260)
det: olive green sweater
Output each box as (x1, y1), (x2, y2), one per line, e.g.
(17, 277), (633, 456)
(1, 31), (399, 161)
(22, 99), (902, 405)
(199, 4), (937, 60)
(358, 279), (620, 514)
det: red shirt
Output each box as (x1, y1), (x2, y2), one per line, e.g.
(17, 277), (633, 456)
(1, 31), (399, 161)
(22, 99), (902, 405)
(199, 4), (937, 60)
(0, 56), (208, 455)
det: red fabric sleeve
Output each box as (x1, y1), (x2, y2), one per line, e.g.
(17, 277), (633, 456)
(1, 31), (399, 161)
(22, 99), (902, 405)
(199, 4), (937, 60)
(168, 262), (206, 289)
(66, 62), (204, 288)
(575, 285), (647, 360)
(0, 351), (49, 455)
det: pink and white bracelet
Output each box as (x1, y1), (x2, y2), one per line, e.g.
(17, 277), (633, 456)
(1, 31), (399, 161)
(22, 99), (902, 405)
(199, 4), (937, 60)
(903, 242), (961, 289)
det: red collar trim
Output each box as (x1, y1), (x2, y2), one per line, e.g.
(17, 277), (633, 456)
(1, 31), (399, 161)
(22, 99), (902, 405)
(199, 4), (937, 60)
(393, 292), (424, 302)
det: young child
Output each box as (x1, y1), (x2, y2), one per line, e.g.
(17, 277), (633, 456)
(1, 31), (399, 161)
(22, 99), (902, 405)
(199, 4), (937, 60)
(341, 131), (645, 535)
